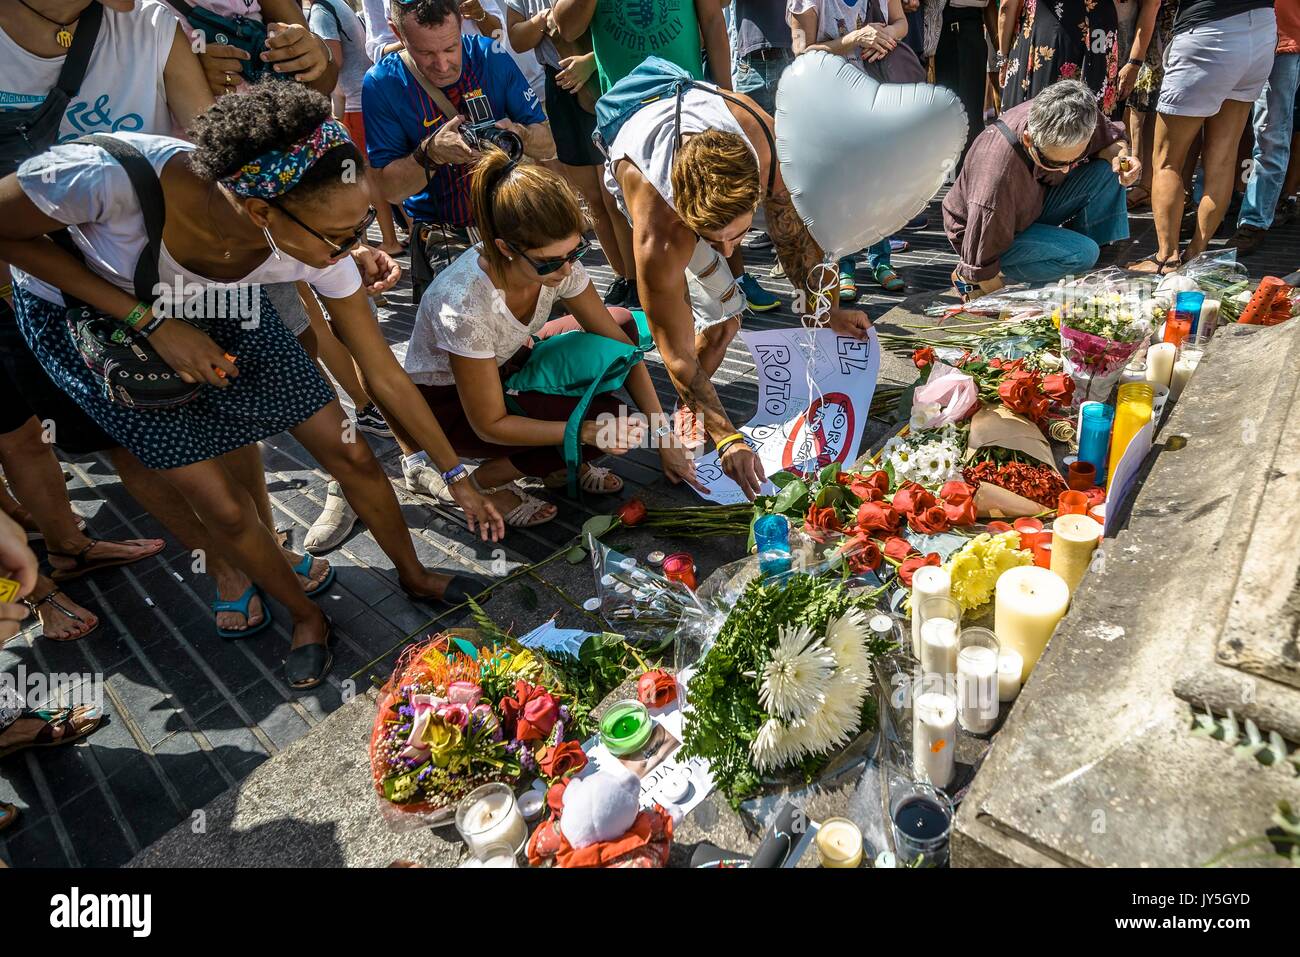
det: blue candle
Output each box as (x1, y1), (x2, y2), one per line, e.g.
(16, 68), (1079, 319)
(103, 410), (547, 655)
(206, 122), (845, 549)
(1077, 403), (1114, 484)
(754, 513), (792, 576)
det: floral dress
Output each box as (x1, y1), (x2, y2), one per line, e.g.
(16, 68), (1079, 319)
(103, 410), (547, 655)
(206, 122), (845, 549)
(1001, 0), (1121, 116)
(1129, 2), (1176, 114)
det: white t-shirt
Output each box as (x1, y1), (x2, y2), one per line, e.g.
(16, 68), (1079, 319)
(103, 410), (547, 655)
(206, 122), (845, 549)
(15, 133), (362, 307)
(787, 0), (874, 43)
(360, 0), (399, 64)
(0, 0), (178, 140)
(405, 245), (590, 387)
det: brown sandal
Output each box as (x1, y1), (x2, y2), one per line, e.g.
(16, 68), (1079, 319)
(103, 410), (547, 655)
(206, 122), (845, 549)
(0, 705), (103, 760)
(47, 538), (164, 582)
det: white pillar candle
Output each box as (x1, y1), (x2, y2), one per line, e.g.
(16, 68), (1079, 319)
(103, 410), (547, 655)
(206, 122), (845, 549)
(994, 566), (1071, 679)
(920, 618), (959, 679)
(1198, 299), (1221, 340)
(912, 691), (957, 789)
(1169, 348), (1201, 402)
(910, 566), (952, 658)
(997, 649), (1024, 702)
(1050, 514), (1103, 595)
(956, 645), (999, 734)
(1145, 343), (1176, 389)
(459, 789), (528, 860)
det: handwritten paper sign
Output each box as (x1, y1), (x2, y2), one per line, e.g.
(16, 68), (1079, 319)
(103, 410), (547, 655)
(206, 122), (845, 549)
(692, 328), (881, 504)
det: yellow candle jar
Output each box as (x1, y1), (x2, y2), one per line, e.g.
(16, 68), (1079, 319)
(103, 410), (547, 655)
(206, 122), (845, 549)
(1106, 383), (1153, 491)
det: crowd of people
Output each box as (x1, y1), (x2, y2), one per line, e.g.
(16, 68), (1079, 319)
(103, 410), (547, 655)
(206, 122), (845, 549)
(0, 1), (1293, 838)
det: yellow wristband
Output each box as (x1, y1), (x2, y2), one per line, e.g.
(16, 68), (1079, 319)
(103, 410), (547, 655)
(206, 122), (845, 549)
(716, 432), (746, 455)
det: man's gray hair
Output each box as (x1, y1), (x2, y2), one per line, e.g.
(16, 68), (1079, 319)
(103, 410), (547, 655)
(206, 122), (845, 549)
(1026, 80), (1099, 150)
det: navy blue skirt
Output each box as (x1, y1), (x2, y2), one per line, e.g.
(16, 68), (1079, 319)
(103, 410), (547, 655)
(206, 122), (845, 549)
(13, 284), (335, 470)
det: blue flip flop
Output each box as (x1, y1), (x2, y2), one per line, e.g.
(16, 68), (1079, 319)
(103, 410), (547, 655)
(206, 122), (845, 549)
(292, 553), (336, 597)
(214, 585), (272, 640)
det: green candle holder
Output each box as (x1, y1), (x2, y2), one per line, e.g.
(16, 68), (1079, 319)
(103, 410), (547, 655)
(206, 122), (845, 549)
(600, 699), (652, 756)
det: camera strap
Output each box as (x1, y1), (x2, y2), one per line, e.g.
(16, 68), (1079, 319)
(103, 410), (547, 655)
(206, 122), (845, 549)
(399, 49), (460, 126)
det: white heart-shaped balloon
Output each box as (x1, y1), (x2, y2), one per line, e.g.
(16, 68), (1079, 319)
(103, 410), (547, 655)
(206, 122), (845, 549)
(775, 51), (967, 261)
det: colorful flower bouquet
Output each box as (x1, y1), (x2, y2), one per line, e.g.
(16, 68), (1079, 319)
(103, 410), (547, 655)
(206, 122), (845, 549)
(370, 630), (590, 825)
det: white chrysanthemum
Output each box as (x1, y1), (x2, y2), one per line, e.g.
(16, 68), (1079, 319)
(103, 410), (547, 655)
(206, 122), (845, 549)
(750, 718), (794, 771)
(759, 623), (835, 721)
(750, 674), (868, 773)
(824, 609), (872, 684)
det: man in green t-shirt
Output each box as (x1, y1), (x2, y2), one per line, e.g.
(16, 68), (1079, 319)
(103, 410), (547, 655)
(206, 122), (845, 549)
(553, 0), (732, 94)
(552, 0), (782, 312)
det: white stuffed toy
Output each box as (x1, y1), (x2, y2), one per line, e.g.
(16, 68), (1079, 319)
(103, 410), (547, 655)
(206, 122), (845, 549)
(558, 765), (641, 850)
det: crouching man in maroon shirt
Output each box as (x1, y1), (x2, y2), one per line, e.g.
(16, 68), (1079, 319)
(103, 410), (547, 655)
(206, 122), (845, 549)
(943, 79), (1142, 299)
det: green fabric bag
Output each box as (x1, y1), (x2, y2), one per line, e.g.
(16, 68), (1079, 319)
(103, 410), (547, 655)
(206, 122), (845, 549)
(504, 310), (652, 496)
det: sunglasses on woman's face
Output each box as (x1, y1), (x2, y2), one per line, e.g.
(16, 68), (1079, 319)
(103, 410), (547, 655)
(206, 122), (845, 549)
(270, 200), (377, 257)
(508, 237), (590, 276)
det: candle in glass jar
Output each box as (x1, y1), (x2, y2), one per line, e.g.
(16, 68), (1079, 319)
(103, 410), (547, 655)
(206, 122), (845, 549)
(1107, 383), (1153, 490)
(956, 644), (999, 734)
(1169, 346), (1202, 402)
(457, 784), (528, 860)
(910, 566), (951, 658)
(997, 649), (1024, 701)
(920, 617), (958, 678)
(994, 566), (1071, 679)
(1050, 514), (1102, 594)
(912, 691), (957, 789)
(815, 818), (864, 868)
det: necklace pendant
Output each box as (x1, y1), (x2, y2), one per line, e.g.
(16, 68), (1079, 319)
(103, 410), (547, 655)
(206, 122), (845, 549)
(56, 28), (74, 48)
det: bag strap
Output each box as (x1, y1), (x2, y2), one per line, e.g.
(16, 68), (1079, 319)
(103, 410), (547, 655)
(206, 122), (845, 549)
(54, 0), (104, 99)
(75, 135), (166, 304)
(399, 49), (459, 123)
(994, 119), (1035, 175)
(672, 82), (779, 199)
(310, 1), (350, 42)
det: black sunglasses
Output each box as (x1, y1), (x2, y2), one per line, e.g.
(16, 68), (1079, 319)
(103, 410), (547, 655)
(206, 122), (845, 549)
(507, 237), (590, 276)
(270, 200), (377, 256)
(1025, 136), (1090, 174)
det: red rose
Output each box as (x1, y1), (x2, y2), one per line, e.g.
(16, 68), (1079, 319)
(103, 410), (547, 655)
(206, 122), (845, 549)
(1042, 373), (1074, 404)
(892, 483), (933, 516)
(846, 538), (882, 574)
(637, 669), (677, 709)
(856, 501), (901, 534)
(546, 780), (568, 815)
(500, 680), (559, 743)
(804, 504), (844, 536)
(898, 552), (941, 588)
(912, 347), (935, 369)
(847, 470), (890, 502)
(617, 498), (647, 527)
(883, 536), (913, 561)
(909, 504), (952, 535)
(939, 480), (974, 505)
(998, 376), (1034, 415)
(944, 496), (978, 527)
(1028, 395), (1051, 423)
(537, 740), (588, 779)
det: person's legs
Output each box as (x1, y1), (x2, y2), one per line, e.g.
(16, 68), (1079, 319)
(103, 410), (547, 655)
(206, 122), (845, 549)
(308, 296), (372, 409)
(1186, 100), (1256, 259)
(1138, 112), (1204, 269)
(696, 316), (741, 381)
(1126, 108), (1155, 205)
(865, 238), (904, 290)
(1000, 224), (1101, 284)
(560, 161), (627, 278)
(1239, 53), (1300, 232)
(1036, 158), (1131, 249)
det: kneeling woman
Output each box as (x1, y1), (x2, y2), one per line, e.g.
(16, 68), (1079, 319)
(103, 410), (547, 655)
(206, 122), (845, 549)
(400, 150), (698, 525)
(0, 84), (501, 690)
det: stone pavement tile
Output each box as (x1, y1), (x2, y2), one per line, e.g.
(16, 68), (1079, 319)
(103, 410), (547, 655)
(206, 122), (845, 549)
(235, 680), (314, 752)
(194, 705), (272, 780)
(25, 739), (97, 810)
(104, 656), (184, 752)
(58, 783), (135, 867)
(104, 753), (187, 850)
(2, 816), (70, 868)
(151, 732), (232, 812)
(371, 591), (437, 637)
(80, 703), (147, 781)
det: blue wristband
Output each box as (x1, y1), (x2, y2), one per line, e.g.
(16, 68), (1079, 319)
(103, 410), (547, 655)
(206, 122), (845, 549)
(442, 464), (468, 485)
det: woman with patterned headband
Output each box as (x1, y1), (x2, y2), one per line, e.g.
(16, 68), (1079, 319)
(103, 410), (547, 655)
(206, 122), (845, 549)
(0, 83), (503, 690)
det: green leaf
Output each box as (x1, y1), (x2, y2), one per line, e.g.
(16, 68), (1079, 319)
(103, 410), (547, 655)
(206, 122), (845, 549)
(582, 515), (617, 540)
(772, 477), (809, 515)
(814, 484), (844, 508)
(769, 471), (799, 489)
(818, 462), (843, 485)
(565, 545), (588, 564)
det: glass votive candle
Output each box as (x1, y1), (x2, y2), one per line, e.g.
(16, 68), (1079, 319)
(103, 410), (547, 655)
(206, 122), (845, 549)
(956, 627), (1000, 734)
(1150, 383), (1170, 424)
(1066, 461), (1096, 491)
(918, 596), (961, 679)
(891, 781), (954, 867)
(1057, 490), (1089, 515)
(911, 690), (958, 790)
(456, 782), (528, 861)
(986, 520), (1014, 533)
(815, 818), (864, 868)
(1012, 516), (1045, 548)
(1077, 403), (1114, 483)
(1032, 539), (1052, 568)
(600, 699), (652, 756)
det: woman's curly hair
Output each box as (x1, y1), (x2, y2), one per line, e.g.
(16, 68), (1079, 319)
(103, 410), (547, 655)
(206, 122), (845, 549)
(189, 81), (363, 198)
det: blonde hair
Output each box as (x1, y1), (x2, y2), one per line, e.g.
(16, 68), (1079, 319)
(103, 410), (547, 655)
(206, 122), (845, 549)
(471, 147), (589, 275)
(670, 130), (761, 234)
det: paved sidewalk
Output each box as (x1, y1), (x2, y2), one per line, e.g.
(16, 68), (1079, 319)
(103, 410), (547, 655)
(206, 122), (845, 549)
(1, 193), (1294, 867)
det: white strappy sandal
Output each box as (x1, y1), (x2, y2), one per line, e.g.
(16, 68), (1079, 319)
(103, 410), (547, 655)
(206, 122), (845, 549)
(543, 464), (624, 495)
(476, 480), (557, 528)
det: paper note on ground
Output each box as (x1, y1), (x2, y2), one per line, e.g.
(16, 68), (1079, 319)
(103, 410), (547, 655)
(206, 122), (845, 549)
(1106, 419), (1154, 519)
(691, 328), (881, 504)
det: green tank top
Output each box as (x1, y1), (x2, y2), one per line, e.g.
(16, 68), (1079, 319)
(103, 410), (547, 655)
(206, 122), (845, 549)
(591, 0), (705, 94)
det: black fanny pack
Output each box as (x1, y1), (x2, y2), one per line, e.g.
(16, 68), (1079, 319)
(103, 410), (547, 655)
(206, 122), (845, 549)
(0, 2), (102, 177)
(62, 135), (202, 410)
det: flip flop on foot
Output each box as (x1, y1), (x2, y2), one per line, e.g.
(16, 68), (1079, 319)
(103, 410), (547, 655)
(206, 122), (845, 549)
(872, 264), (906, 292)
(1127, 254), (1181, 275)
(24, 585), (99, 642)
(48, 538), (165, 582)
(284, 616), (334, 690)
(213, 584), (271, 640)
(0, 705), (103, 760)
(288, 552), (335, 597)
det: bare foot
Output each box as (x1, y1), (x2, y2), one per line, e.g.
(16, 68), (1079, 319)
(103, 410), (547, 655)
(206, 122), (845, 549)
(213, 570), (265, 634)
(0, 706), (101, 752)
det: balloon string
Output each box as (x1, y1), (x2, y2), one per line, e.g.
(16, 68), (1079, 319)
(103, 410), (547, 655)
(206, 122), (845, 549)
(796, 259), (839, 472)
